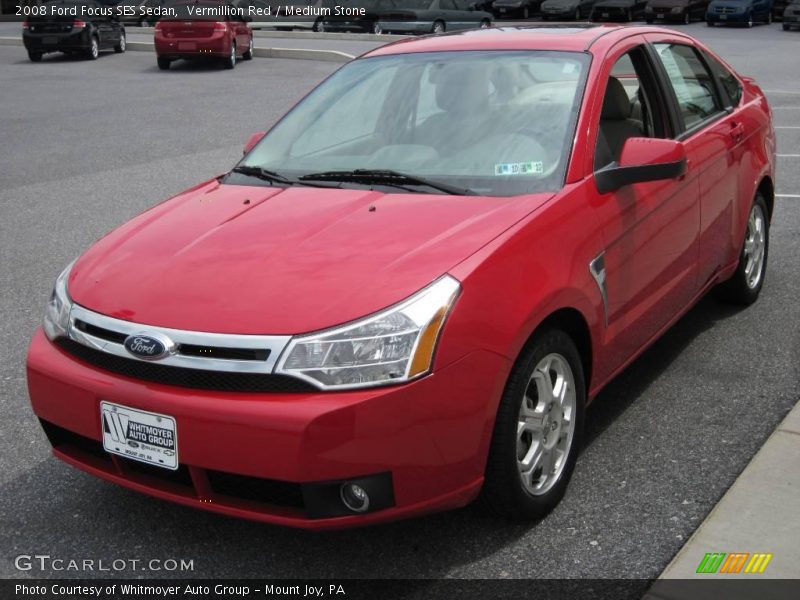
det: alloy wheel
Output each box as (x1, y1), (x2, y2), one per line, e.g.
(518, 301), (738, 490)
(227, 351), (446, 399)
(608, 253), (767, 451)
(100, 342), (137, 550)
(517, 353), (577, 496)
(743, 203), (766, 289)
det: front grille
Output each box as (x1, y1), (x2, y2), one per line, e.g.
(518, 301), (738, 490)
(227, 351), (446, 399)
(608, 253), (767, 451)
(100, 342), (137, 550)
(74, 320), (127, 344)
(120, 457), (195, 488)
(55, 338), (316, 393)
(74, 319), (270, 362)
(207, 470), (304, 508)
(41, 421), (306, 511)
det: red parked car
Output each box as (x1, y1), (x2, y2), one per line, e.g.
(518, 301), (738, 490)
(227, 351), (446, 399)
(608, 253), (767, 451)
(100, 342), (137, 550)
(28, 25), (775, 529)
(154, 1), (253, 70)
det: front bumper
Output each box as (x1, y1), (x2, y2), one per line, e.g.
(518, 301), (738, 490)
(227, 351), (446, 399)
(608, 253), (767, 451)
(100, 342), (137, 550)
(591, 6), (634, 20)
(706, 11), (750, 23)
(646, 10), (688, 21)
(27, 328), (509, 529)
(23, 29), (91, 52)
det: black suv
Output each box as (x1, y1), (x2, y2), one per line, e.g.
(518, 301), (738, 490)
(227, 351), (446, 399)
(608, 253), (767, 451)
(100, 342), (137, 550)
(23, 0), (126, 62)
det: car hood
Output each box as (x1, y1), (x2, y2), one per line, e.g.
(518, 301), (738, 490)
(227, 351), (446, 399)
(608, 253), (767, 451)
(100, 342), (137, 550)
(68, 181), (552, 335)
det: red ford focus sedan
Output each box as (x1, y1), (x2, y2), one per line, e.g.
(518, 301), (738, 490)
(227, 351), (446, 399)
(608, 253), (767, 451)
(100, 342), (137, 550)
(27, 25), (775, 529)
(154, 1), (254, 70)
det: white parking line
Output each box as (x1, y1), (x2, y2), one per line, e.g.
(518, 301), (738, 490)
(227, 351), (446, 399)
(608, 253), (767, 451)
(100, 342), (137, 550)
(777, 194), (800, 199)
(772, 107), (800, 110)
(764, 90), (800, 95)
(778, 154), (800, 158)
(775, 126), (800, 130)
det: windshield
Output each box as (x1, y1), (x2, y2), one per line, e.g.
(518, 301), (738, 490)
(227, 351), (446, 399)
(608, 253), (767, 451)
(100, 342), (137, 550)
(237, 51), (590, 196)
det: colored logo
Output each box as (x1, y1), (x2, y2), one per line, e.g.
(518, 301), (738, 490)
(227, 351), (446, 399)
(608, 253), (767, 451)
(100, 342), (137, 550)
(123, 333), (173, 360)
(696, 552), (773, 574)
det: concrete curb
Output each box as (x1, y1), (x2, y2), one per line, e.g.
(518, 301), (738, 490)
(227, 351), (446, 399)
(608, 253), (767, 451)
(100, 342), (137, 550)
(644, 399), (800, 597)
(0, 36), (354, 62)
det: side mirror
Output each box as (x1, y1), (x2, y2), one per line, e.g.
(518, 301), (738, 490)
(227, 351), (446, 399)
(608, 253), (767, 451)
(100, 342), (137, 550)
(594, 137), (687, 195)
(243, 131), (266, 155)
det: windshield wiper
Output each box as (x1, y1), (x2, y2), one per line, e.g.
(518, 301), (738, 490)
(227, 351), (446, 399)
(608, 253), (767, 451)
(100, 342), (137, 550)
(231, 165), (298, 186)
(230, 165), (341, 189)
(299, 169), (475, 196)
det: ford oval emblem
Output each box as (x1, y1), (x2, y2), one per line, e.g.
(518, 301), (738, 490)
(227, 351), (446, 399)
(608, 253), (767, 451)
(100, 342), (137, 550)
(123, 333), (173, 361)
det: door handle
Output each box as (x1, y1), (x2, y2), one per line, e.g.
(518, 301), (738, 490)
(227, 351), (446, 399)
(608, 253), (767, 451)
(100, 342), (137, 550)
(729, 122), (745, 143)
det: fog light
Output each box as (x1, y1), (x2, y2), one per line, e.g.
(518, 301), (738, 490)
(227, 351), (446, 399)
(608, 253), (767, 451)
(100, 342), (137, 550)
(340, 483), (370, 513)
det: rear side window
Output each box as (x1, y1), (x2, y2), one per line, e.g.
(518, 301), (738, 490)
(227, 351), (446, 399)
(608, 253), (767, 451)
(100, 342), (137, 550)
(703, 52), (743, 108)
(653, 43), (723, 132)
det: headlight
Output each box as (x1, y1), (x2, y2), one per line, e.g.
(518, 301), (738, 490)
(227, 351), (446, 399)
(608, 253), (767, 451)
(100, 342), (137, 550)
(276, 275), (461, 390)
(42, 261), (75, 341)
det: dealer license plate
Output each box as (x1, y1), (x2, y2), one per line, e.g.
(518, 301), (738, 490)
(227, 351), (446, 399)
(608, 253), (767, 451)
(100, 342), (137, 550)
(101, 401), (178, 470)
(43, 37), (58, 44)
(657, 14), (665, 19)
(178, 42), (197, 51)
(602, 12), (610, 18)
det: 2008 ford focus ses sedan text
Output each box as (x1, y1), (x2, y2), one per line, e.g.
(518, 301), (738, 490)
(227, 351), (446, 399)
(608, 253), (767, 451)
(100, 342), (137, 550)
(27, 25), (775, 529)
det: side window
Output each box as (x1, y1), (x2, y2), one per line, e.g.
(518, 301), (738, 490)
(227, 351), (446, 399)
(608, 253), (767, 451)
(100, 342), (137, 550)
(440, 0), (458, 9)
(703, 51), (743, 109)
(653, 43), (723, 131)
(595, 47), (668, 170)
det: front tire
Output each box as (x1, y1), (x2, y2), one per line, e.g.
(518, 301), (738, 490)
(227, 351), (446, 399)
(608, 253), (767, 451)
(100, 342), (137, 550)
(157, 56), (170, 70)
(481, 328), (585, 520)
(114, 32), (126, 53)
(480, 19), (491, 28)
(432, 20), (445, 34)
(243, 36), (253, 60)
(372, 20), (382, 34)
(714, 194), (769, 305)
(313, 18), (324, 32)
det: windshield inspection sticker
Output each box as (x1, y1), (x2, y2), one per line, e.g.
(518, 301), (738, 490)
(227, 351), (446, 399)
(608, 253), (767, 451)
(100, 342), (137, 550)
(495, 161), (543, 176)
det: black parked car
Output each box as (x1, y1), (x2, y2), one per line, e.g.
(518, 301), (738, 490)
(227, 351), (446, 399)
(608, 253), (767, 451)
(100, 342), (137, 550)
(783, 0), (800, 27)
(772, 0), (788, 18)
(540, 0), (596, 19)
(492, 0), (543, 18)
(590, 0), (648, 20)
(22, 0), (126, 62)
(645, 0), (709, 22)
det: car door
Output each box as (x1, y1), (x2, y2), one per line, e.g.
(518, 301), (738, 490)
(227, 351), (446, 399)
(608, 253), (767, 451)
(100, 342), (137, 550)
(649, 38), (739, 288)
(590, 40), (701, 361)
(442, 0), (470, 28)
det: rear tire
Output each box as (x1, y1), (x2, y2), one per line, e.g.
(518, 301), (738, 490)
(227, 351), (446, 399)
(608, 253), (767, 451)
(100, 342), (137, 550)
(114, 32), (126, 53)
(86, 36), (99, 60)
(313, 18), (324, 32)
(432, 20), (445, 34)
(372, 21), (382, 34)
(224, 41), (236, 69)
(243, 36), (253, 60)
(713, 194), (769, 305)
(480, 328), (585, 520)
(157, 56), (170, 70)
(480, 19), (491, 28)
(784, 23), (790, 30)
(28, 50), (43, 62)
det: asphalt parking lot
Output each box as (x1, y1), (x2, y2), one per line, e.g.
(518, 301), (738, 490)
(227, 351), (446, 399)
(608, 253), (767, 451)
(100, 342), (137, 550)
(0, 22), (799, 584)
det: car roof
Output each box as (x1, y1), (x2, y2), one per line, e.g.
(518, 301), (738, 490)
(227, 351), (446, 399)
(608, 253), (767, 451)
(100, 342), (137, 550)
(364, 25), (683, 58)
